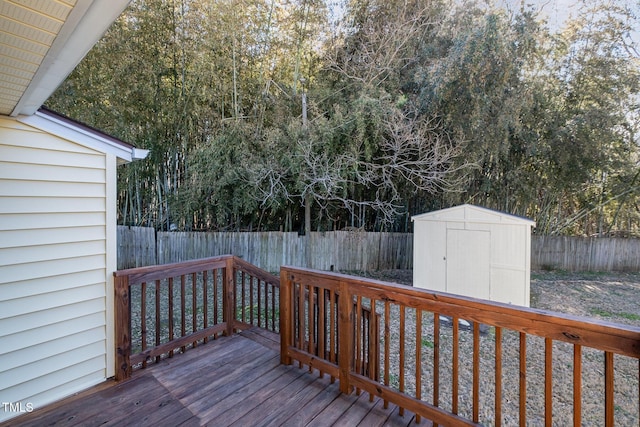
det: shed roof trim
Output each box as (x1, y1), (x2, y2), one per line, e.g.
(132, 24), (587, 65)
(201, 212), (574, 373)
(412, 204), (535, 226)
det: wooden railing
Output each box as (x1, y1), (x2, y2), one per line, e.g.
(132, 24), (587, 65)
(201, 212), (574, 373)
(280, 266), (640, 426)
(114, 255), (279, 380)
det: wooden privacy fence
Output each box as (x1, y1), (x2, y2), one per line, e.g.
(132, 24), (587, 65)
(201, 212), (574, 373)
(113, 255), (280, 380)
(117, 226), (640, 272)
(532, 235), (640, 271)
(117, 226), (412, 271)
(280, 266), (640, 426)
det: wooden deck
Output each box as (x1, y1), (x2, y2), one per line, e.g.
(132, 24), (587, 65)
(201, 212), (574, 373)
(8, 329), (421, 427)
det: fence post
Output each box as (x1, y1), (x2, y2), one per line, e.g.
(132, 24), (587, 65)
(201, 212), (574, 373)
(338, 280), (354, 394)
(114, 273), (131, 380)
(279, 268), (292, 365)
(224, 257), (235, 336)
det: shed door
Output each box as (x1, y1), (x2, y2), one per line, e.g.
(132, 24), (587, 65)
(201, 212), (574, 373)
(446, 229), (490, 300)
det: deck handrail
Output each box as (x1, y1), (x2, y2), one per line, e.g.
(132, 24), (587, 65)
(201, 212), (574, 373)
(280, 266), (640, 426)
(114, 255), (279, 380)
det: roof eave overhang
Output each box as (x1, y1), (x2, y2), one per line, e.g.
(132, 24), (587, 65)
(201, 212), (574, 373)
(17, 110), (148, 164)
(9, 0), (132, 117)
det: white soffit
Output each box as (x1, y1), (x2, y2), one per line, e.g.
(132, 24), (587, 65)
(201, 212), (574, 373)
(0, 0), (131, 117)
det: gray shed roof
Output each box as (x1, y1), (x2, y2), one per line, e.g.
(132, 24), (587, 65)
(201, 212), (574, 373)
(412, 204), (536, 226)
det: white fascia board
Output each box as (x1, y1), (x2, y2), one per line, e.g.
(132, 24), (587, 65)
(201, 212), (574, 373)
(132, 148), (150, 161)
(17, 112), (145, 163)
(412, 204), (536, 226)
(11, 0), (132, 117)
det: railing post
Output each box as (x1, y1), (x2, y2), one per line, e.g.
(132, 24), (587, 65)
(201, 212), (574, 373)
(224, 257), (235, 336)
(279, 268), (292, 365)
(338, 280), (353, 394)
(114, 273), (131, 381)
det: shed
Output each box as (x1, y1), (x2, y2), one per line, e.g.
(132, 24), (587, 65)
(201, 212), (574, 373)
(412, 204), (535, 307)
(0, 1), (140, 423)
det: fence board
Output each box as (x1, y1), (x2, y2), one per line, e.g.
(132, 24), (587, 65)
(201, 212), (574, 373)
(117, 226), (156, 269)
(531, 236), (640, 272)
(118, 227), (640, 272)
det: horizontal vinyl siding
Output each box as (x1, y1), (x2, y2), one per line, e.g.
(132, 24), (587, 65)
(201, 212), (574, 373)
(0, 212), (105, 230)
(0, 225), (106, 248)
(0, 120), (109, 423)
(0, 142), (105, 169)
(0, 283), (106, 319)
(0, 240), (106, 265)
(0, 161), (106, 183)
(1, 341), (106, 389)
(0, 270), (106, 300)
(1, 357), (106, 404)
(1, 327), (105, 372)
(0, 254), (105, 284)
(0, 297), (105, 335)
(0, 196), (105, 214)
(0, 179), (106, 198)
(0, 312), (106, 355)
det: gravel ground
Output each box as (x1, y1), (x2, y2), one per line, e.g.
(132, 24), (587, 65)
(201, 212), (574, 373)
(349, 270), (640, 426)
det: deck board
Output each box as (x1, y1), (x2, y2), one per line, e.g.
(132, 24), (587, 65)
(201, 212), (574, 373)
(6, 329), (417, 427)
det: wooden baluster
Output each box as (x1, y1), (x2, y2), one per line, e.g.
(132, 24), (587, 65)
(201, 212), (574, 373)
(263, 280), (268, 330)
(224, 260), (235, 336)
(495, 327), (502, 427)
(181, 275), (186, 351)
(416, 309), (422, 423)
(604, 351), (614, 427)
(155, 279), (161, 362)
(433, 313), (440, 427)
(279, 270), (292, 366)
(473, 322), (480, 423)
(369, 298), (378, 402)
(384, 301), (390, 409)
(141, 282), (147, 368)
(337, 280), (353, 395)
(318, 287), (326, 378)
(192, 273), (197, 348)
(241, 271), (246, 323)
(519, 332), (527, 426)
(292, 284), (298, 348)
(272, 283), (277, 332)
(452, 316), (459, 415)
(168, 277), (174, 357)
(203, 270), (208, 343)
(329, 288), (336, 383)
(545, 338), (552, 427)
(257, 278), (262, 328)
(214, 269), (220, 335)
(573, 344), (582, 427)
(355, 295), (362, 391)
(399, 305), (405, 416)
(308, 284), (314, 372)
(250, 275), (255, 326)
(298, 282), (305, 362)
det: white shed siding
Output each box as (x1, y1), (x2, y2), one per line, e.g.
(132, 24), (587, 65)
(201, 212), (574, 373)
(413, 204), (534, 307)
(0, 117), (109, 422)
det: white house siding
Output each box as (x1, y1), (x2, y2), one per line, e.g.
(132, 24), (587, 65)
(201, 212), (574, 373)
(0, 117), (110, 422)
